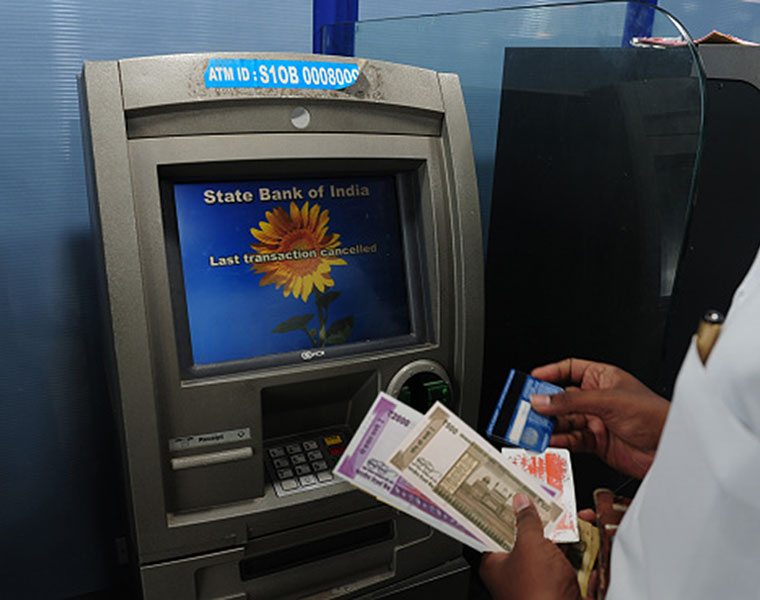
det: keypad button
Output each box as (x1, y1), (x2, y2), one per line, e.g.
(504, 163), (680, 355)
(281, 479), (299, 491)
(294, 464), (312, 476)
(268, 433), (348, 496)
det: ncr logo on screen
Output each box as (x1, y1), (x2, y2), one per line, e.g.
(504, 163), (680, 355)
(301, 350), (326, 361)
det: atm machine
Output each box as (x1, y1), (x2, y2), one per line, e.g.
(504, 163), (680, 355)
(79, 53), (483, 599)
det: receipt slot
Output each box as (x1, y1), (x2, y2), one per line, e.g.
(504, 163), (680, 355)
(79, 53), (483, 599)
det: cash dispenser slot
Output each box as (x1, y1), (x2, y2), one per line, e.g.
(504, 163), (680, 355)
(226, 508), (399, 599)
(239, 520), (394, 581)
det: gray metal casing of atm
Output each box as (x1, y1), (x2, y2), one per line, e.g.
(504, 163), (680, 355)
(79, 53), (483, 600)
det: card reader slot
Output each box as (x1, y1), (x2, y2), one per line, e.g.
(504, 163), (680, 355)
(238, 520), (394, 581)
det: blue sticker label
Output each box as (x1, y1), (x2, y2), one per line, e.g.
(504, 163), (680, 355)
(204, 58), (360, 90)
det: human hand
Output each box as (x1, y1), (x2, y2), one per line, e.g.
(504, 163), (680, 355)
(530, 358), (669, 479)
(479, 494), (582, 600)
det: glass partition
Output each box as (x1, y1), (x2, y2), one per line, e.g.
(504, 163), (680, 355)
(325, 2), (706, 502)
(325, 0), (705, 389)
(325, 1), (704, 250)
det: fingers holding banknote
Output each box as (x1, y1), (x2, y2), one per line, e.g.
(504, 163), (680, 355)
(577, 508), (597, 524)
(529, 358), (669, 479)
(479, 494), (582, 600)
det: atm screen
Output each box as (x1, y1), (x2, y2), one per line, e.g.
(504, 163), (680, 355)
(169, 174), (420, 371)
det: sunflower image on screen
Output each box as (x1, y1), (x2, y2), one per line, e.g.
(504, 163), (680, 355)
(249, 201), (354, 348)
(172, 176), (410, 367)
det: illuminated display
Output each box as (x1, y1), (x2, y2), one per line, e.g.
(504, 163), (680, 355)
(172, 175), (413, 366)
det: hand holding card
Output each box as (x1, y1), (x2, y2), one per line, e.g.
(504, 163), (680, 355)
(487, 369), (560, 453)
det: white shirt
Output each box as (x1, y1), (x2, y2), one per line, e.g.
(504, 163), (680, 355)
(608, 248), (760, 599)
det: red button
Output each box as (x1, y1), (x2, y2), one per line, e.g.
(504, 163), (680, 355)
(328, 445), (346, 456)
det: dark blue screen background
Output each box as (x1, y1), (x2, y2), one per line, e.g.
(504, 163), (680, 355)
(173, 175), (412, 365)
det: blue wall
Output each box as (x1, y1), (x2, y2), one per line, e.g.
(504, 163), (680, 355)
(0, 3), (310, 598)
(1, 1), (759, 598)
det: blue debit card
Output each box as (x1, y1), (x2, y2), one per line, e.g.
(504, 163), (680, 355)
(486, 369), (562, 453)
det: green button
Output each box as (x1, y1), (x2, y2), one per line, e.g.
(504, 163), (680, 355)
(424, 380), (450, 406)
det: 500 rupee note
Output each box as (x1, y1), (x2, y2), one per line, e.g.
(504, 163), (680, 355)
(391, 402), (563, 551)
(333, 393), (491, 552)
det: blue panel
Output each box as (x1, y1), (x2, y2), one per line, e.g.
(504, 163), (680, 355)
(313, 0), (358, 54)
(622, 0), (659, 46)
(0, 3), (310, 598)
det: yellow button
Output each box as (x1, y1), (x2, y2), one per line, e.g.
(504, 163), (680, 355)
(323, 434), (343, 446)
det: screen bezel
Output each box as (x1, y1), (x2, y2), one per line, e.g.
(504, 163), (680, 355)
(159, 158), (433, 379)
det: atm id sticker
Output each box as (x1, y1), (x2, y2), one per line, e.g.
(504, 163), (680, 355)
(205, 58), (360, 90)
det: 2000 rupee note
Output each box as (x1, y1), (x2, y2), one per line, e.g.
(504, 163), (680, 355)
(391, 402), (563, 551)
(333, 393), (491, 552)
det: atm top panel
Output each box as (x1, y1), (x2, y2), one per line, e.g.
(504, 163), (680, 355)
(116, 52), (446, 113)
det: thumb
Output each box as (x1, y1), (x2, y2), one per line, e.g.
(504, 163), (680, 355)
(530, 389), (611, 418)
(513, 493), (544, 541)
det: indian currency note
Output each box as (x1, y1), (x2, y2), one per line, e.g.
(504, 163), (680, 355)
(558, 518), (600, 597)
(333, 393), (492, 552)
(576, 519), (600, 597)
(502, 447), (580, 543)
(391, 402), (563, 551)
